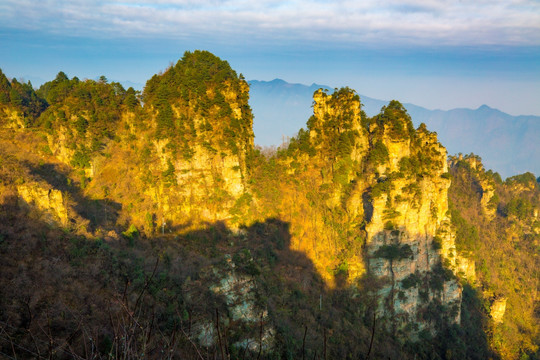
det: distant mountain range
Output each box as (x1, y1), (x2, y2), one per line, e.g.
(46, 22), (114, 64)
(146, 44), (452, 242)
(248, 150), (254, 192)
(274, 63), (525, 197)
(248, 79), (540, 179)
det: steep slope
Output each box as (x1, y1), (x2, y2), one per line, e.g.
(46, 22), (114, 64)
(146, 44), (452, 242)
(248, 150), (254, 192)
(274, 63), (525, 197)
(448, 155), (539, 359)
(139, 50), (254, 224)
(251, 88), (466, 340)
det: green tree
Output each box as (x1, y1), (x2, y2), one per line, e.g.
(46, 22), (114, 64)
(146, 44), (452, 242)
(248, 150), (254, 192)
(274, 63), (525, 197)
(123, 87), (139, 109)
(372, 100), (415, 138)
(9, 87), (22, 107)
(0, 69), (11, 104)
(368, 140), (389, 166)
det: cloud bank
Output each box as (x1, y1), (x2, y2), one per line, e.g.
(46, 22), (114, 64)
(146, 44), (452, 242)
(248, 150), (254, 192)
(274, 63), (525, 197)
(2, 0), (539, 46)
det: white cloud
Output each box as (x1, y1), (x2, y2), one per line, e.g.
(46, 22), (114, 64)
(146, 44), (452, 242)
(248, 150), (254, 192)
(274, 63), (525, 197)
(1, 0), (539, 46)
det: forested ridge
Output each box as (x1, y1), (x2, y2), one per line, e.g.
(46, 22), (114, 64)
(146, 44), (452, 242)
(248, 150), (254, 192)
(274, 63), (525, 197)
(0, 51), (538, 359)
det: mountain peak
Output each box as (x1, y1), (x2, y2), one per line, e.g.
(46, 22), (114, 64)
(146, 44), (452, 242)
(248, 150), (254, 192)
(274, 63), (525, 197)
(269, 78), (287, 84)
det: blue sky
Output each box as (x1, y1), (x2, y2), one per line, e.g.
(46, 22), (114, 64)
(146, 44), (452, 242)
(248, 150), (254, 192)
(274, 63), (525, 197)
(1, 0), (539, 115)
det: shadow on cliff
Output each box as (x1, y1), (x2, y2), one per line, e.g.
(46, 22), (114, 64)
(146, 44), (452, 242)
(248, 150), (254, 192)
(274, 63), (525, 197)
(23, 161), (121, 231)
(362, 228), (497, 359)
(0, 209), (385, 359)
(0, 207), (496, 359)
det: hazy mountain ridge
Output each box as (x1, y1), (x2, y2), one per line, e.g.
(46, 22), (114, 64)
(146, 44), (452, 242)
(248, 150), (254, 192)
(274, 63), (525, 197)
(249, 79), (539, 178)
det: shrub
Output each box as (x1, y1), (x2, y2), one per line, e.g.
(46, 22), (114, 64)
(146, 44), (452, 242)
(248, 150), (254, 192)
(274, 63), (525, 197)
(71, 148), (91, 168)
(401, 273), (420, 289)
(432, 236), (443, 250)
(122, 224), (139, 246)
(372, 178), (392, 198)
(502, 197), (533, 220)
(374, 243), (413, 260)
(368, 140), (389, 166)
(162, 159), (177, 187)
(334, 261), (349, 276)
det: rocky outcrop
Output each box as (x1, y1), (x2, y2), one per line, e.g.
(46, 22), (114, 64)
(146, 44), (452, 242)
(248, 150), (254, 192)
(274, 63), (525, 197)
(479, 179), (496, 220)
(284, 92), (464, 335)
(449, 154), (497, 220)
(46, 125), (77, 168)
(1, 107), (27, 129)
(33, 52), (254, 232)
(490, 297), (507, 324)
(309, 88), (368, 164)
(363, 114), (462, 331)
(189, 253), (275, 354)
(17, 182), (68, 225)
(140, 51), (254, 225)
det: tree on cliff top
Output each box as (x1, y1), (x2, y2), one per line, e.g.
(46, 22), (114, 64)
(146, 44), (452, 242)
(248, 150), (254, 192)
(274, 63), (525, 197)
(371, 100), (415, 139)
(304, 87), (362, 162)
(143, 50), (240, 106)
(0, 69), (48, 121)
(142, 50), (254, 158)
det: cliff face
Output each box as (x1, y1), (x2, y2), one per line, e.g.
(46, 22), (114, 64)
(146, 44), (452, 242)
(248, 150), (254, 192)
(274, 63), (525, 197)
(354, 102), (462, 333)
(16, 183), (68, 226)
(138, 51), (254, 225)
(364, 131), (461, 331)
(277, 88), (369, 283)
(449, 154), (497, 220)
(278, 92), (464, 335)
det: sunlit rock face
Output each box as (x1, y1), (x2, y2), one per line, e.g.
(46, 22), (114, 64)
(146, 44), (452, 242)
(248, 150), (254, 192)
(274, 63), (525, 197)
(140, 51), (254, 225)
(17, 183), (68, 226)
(282, 91), (465, 335)
(0, 107), (27, 129)
(362, 112), (463, 333)
(490, 297), (507, 324)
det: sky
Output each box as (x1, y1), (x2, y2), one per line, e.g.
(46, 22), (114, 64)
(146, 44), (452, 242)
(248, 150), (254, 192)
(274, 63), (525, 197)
(1, 0), (539, 115)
